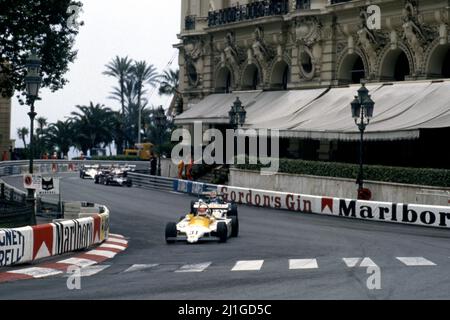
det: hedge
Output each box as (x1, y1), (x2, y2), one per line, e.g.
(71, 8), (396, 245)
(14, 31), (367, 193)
(236, 158), (450, 188)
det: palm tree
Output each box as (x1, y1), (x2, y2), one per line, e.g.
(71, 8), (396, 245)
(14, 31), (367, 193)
(132, 61), (158, 143)
(103, 56), (133, 153)
(70, 102), (116, 154)
(17, 127), (29, 149)
(45, 120), (74, 158)
(36, 117), (48, 157)
(158, 69), (181, 115)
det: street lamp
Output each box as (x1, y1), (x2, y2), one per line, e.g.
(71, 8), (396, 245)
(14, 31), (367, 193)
(229, 97), (247, 130)
(154, 106), (166, 176)
(24, 52), (42, 225)
(351, 82), (375, 193)
(229, 97), (247, 163)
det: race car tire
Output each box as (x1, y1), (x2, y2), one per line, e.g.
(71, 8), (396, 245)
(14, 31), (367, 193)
(103, 179), (108, 186)
(228, 203), (238, 217)
(94, 176), (99, 184)
(231, 216), (239, 238)
(217, 223), (228, 243)
(165, 222), (177, 244)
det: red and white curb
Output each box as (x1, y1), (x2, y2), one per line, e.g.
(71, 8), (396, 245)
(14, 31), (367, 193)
(0, 234), (128, 283)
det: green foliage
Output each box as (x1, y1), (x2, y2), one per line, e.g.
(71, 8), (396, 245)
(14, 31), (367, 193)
(0, 0), (82, 98)
(237, 158), (450, 188)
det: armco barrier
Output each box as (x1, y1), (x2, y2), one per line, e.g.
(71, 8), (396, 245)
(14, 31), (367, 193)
(0, 207), (110, 267)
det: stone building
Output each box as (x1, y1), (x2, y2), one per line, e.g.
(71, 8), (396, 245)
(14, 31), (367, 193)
(0, 95), (12, 160)
(175, 0), (450, 169)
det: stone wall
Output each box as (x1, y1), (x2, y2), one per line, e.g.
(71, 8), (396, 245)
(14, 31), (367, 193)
(0, 96), (11, 159)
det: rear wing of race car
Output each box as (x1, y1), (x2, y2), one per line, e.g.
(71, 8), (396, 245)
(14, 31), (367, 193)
(193, 203), (229, 210)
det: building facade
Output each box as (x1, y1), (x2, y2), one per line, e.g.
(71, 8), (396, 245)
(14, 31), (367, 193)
(175, 0), (450, 168)
(0, 95), (12, 160)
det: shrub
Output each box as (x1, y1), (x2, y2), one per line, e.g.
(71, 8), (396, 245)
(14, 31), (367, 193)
(236, 158), (450, 188)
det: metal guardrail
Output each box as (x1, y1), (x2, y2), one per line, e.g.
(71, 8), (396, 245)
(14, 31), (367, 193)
(128, 172), (175, 192)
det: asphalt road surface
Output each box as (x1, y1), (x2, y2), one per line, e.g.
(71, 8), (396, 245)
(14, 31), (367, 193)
(0, 173), (449, 300)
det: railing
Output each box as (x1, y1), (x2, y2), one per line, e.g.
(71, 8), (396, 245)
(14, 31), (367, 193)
(208, 0), (289, 27)
(128, 172), (175, 192)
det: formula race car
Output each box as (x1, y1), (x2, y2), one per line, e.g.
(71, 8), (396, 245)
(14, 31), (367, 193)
(80, 165), (101, 179)
(165, 202), (239, 244)
(95, 170), (133, 187)
(190, 192), (238, 217)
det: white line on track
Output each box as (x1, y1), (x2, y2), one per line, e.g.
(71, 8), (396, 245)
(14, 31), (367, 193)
(232, 260), (264, 271)
(9, 267), (63, 278)
(123, 264), (160, 273)
(289, 259), (319, 270)
(175, 262), (212, 273)
(396, 257), (436, 266)
(343, 258), (377, 268)
(57, 258), (97, 268)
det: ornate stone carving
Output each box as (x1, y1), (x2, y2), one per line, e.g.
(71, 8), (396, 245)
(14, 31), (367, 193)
(184, 36), (204, 63)
(401, 0), (436, 72)
(252, 27), (273, 63)
(294, 17), (322, 47)
(222, 32), (240, 67)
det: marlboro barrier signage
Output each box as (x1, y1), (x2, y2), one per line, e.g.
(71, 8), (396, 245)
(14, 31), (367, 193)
(218, 185), (450, 229)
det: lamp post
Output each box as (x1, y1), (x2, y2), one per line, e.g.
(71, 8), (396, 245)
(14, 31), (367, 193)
(154, 106), (166, 176)
(351, 82), (375, 192)
(229, 97), (247, 130)
(24, 52), (42, 225)
(229, 97), (247, 163)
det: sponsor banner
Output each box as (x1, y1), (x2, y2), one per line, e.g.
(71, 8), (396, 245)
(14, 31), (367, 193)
(38, 177), (60, 195)
(100, 213), (110, 242)
(218, 185), (450, 229)
(32, 224), (54, 260)
(0, 227), (33, 267)
(52, 217), (95, 256)
(23, 174), (42, 190)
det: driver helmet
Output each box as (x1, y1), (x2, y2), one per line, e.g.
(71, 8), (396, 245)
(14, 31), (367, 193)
(197, 203), (210, 217)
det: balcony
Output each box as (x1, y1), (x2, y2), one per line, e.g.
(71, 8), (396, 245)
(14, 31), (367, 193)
(208, 0), (289, 27)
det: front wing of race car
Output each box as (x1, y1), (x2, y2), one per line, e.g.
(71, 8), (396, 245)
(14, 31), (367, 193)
(166, 219), (233, 244)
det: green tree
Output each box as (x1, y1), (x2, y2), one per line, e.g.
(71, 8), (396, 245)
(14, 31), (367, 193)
(45, 120), (73, 157)
(17, 127), (29, 149)
(70, 102), (115, 154)
(36, 117), (48, 157)
(103, 56), (133, 153)
(0, 0), (83, 98)
(158, 69), (182, 115)
(145, 107), (174, 157)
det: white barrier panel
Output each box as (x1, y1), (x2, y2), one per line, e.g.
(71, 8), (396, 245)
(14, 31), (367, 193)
(218, 185), (450, 229)
(0, 227), (33, 267)
(0, 210), (110, 268)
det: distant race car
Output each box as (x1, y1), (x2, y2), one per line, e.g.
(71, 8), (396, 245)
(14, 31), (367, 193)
(95, 170), (133, 187)
(165, 201), (239, 244)
(80, 165), (101, 179)
(190, 192), (238, 217)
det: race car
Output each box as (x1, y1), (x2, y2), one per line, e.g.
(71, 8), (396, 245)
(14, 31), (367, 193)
(165, 202), (239, 244)
(190, 192), (238, 217)
(95, 170), (133, 187)
(80, 165), (101, 179)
